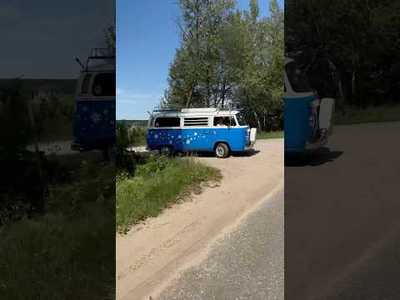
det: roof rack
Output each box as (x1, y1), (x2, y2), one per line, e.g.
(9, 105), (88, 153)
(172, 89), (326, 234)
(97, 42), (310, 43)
(84, 48), (115, 71)
(88, 48), (115, 60)
(181, 108), (218, 113)
(152, 107), (181, 113)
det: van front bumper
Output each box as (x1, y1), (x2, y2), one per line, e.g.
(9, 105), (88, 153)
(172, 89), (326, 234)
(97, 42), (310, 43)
(245, 141), (256, 151)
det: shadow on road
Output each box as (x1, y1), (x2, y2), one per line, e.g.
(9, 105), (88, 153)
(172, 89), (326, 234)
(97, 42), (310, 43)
(285, 147), (343, 167)
(232, 149), (260, 157)
(194, 149), (260, 158)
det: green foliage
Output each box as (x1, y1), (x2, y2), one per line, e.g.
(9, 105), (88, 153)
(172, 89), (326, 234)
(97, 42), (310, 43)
(0, 79), (33, 159)
(33, 95), (74, 142)
(104, 25), (116, 54)
(116, 156), (221, 233)
(116, 122), (147, 173)
(285, 0), (400, 108)
(164, 0), (284, 131)
(0, 212), (115, 300)
(47, 161), (115, 216)
(257, 130), (283, 139)
(0, 160), (115, 300)
(334, 104), (400, 125)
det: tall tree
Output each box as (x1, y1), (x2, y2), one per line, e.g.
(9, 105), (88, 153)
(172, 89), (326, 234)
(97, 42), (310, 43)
(285, 0), (400, 108)
(165, 0), (284, 130)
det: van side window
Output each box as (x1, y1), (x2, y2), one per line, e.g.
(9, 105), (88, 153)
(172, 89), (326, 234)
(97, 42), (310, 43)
(154, 117), (180, 127)
(183, 117), (209, 127)
(214, 116), (236, 126)
(92, 73), (116, 96)
(81, 74), (92, 94)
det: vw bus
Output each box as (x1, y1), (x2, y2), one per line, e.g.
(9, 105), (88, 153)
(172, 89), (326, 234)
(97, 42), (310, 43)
(72, 48), (115, 153)
(147, 108), (257, 158)
(284, 57), (334, 153)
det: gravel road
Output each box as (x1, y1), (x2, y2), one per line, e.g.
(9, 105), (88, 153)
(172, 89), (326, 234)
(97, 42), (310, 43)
(158, 188), (284, 300)
(285, 122), (400, 300)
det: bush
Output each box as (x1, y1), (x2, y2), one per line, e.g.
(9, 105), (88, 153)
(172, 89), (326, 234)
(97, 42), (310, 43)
(0, 160), (115, 300)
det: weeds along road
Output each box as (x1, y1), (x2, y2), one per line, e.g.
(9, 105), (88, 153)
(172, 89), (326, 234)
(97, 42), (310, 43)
(285, 122), (400, 300)
(116, 139), (284, 300)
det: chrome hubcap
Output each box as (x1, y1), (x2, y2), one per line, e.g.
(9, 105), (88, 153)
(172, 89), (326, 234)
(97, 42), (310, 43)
(216, 146), (224, 156)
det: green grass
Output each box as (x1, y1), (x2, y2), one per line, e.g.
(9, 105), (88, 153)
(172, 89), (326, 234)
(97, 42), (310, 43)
(30, 94), (75, 142)
(334, 104), (400, 125)
(257, 130), (283, 139)
(130, 127), (147, 146)
(0, 158), (115, 300)
(116, 156), (221, 233)
(0, 209), (115, 300)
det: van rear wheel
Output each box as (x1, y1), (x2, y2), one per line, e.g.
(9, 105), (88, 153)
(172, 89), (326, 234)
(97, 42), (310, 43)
(215, 143), (229, 158)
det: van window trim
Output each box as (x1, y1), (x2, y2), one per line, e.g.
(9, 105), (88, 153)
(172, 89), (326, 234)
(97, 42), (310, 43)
(148, 113), (249, 129)
(153, 116), (181, 128)
(213, 115), (238, 127)
(79, 73), (93, 96)
(77, 71), (116, 99)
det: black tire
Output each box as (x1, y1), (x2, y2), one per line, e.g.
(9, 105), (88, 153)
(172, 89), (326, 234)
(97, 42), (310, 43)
(159, 146), (173, 157)
(215, 143), (229, 158)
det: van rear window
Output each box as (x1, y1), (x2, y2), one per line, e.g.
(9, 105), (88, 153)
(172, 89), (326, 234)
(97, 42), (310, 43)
(92, 73), (115, 96)
(184, 117), (209, 127)
(154, 117), (180, 127)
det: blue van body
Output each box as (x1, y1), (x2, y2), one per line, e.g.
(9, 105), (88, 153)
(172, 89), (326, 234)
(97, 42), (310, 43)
(146, 108), (256, 156)
(284, 58), (332, 153)
(147, 127), (249, 152)
(284, 95), (317, 153)
(72, 49), (115, 151)
(73, 99), (115, 150)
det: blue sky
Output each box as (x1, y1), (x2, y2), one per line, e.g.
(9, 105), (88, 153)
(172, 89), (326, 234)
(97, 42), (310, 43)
(117, 0), (283, 120)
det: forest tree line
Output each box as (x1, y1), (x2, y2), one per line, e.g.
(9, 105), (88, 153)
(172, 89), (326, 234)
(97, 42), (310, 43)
(163, 0), (284, 131)
(285, 0), (400, 111)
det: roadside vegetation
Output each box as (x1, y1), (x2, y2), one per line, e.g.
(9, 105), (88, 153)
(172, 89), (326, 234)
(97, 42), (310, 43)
(334, 104), (400, 125)
(257, 130), (283, 139)
(116, 121), (221, 234)
(286, 0), (400, 123)
(117, 156), (221, 233)
(0, 156), (115, 300)
(0, 79), (115, 299)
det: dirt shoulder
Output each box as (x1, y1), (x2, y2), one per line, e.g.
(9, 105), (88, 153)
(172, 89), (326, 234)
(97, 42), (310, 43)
(116, 139), (284, 300)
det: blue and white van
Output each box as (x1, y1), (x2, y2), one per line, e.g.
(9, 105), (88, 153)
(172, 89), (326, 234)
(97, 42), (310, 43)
(147, 108), (257, 158)
(284, 57), (334, 153)
(72, 48), (115, 152)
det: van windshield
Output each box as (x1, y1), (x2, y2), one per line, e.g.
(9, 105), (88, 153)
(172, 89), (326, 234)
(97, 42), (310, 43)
(286, 61), (312, 92)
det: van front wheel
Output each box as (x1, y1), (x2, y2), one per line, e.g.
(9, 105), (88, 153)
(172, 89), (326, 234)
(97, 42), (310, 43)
(215, 143), (229, 158)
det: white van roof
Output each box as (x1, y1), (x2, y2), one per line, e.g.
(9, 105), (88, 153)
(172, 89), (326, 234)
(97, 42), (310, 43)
(152, 107), (239, 117)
